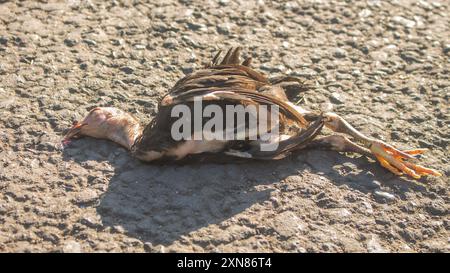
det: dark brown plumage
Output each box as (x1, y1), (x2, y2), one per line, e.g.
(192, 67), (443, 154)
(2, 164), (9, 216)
(132, 47), (323, 162)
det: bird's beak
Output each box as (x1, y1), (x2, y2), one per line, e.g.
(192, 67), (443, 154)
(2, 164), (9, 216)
(62, 121), (87, 146)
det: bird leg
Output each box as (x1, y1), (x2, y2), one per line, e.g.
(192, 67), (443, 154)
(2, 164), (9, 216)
(320, 112), (441, 179)
(305, 135), (372, 157)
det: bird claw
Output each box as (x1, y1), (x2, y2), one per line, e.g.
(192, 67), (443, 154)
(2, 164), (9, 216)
(370, 141), (441, 179)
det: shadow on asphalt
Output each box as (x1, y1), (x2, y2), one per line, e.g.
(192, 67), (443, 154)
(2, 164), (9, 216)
(62, 138), (425, 246)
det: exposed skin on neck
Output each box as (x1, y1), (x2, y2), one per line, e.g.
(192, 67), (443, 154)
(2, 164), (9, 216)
(62, 107), (143, 151)
(106, 117), (142, 150)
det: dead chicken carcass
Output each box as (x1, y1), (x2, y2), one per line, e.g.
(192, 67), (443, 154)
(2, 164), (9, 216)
(63, 48), (441, 179)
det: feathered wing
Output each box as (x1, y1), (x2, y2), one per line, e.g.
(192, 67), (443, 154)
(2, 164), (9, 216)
(134, 47), (323, 161)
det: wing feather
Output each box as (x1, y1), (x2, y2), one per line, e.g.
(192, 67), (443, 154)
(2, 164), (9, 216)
(135, 47), (320, 162)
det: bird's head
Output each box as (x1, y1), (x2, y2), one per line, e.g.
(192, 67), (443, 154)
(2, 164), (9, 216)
(62, 107), (141, 149)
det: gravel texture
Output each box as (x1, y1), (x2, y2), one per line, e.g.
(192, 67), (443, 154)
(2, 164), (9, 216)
(0, 0), (448, 253)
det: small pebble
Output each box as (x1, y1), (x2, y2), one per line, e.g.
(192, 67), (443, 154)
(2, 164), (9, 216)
(392, 16), (416, 28)
(62, 241), (82, 253)
(443, 44), (450, 54)
(373, 191), (396, 203)
(217, 23), (231, 35)
(120, 66), (134, 74)
(330, 92), (344, 104)
(366, 235), (388, 253)
(333, 48), (348, 58)
(82, 39), (97, 46)
(64, 38), (77, 47)
(163, 38), (179, 49)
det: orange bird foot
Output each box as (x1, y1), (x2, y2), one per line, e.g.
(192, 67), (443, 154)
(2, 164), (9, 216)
(369, 140), (442, 179)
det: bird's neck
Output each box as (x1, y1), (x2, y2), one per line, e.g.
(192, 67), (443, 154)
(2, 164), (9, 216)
(104, 116), (143, 150)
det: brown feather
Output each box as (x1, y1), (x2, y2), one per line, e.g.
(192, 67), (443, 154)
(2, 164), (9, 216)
(132, 48), (321, 162)
(242, 57), (252, 67)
